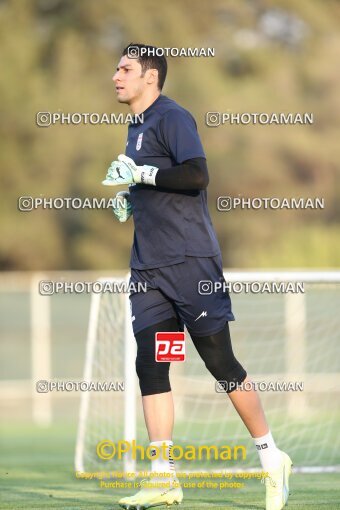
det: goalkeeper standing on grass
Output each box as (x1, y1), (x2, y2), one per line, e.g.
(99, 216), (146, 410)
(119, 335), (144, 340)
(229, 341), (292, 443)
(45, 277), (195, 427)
(103, 43), (292, 510)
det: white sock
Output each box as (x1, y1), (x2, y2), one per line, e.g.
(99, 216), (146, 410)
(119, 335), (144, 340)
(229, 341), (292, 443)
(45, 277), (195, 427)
(253, 431), (282, 471)
(149, 440), (176, 483)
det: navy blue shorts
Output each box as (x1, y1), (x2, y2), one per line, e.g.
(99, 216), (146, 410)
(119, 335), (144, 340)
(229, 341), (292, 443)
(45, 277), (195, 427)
(129, 255), (235, 337)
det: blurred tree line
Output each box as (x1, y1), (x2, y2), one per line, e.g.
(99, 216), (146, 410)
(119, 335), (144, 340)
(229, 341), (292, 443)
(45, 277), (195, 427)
(0, 0), (339, 270)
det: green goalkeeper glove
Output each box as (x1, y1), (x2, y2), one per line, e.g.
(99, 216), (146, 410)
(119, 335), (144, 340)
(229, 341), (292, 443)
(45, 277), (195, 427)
(112, 190), (132, 223)
(102, 154), (158, 186)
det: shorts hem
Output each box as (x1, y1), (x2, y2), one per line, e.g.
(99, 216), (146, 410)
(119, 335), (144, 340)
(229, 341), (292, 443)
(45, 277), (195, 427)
(187, 317), (235, 338)
(130, 257), (186, 270)
(132, 313), (181, 336)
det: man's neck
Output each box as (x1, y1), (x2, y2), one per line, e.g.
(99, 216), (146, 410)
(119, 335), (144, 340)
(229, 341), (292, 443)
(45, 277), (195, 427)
(129, 90), (161, 115)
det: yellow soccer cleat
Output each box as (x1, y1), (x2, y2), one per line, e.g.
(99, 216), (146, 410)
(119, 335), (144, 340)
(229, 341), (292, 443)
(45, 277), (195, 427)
(118, 479), (183, 510)
(263, 451), (293, 510)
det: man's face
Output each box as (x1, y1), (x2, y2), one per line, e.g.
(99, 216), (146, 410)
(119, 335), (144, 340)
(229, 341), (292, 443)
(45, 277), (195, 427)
(113, 55), (153, 104)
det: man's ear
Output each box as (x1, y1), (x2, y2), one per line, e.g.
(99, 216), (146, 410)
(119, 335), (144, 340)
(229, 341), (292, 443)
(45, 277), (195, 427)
(145, 68), (158, 86)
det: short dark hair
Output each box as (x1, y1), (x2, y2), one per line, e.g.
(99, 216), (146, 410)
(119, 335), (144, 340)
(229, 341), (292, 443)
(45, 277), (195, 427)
(122, 43), (167, 90)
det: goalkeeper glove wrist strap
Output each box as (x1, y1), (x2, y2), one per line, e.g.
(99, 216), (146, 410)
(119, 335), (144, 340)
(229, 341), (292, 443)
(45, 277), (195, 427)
(140, 166), (158, 186)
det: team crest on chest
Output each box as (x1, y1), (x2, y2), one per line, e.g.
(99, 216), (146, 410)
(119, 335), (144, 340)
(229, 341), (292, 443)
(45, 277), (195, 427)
(136, 132), (143, 151)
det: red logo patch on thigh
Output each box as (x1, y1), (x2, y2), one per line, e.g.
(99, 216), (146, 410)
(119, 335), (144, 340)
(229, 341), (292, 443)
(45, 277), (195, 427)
(155, 332), (186, 362)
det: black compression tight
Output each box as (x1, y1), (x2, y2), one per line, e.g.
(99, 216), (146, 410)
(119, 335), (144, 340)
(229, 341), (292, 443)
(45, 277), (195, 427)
(135, 319), (246, 396)
(135, 318), (179, 396)
(190, 323), (247, 393)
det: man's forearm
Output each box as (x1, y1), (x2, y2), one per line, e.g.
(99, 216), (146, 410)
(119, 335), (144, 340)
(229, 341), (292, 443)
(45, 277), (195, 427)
(155, 157), (209, 190)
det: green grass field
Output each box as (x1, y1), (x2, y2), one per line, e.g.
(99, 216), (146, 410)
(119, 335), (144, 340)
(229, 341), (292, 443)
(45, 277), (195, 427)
(1, 425), (340, 510)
